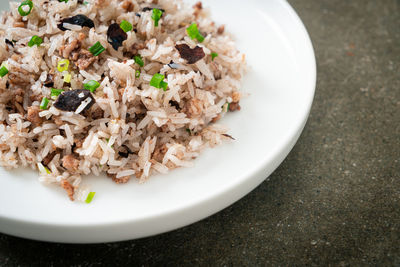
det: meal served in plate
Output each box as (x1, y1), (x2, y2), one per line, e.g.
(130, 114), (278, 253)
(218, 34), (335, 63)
(0, 0), (246, 201)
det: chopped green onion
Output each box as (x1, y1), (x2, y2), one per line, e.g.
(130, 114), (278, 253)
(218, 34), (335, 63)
(0, 65), (8, 78)
(28, 35), (43, 47)
(37, 162), (51, 175)
(85, 192), (96, 204)
(186, 128), (191, 135)
(89, 41), (105, 56)
(59, 0), (69, 3)
(63, 72), (71, 83)
(186, 23), (205, 43)
(134, 55), (144, 67)
(83, 1), (89, 5)
(151, 8), (163, 27)
(40, 97), (49, 110)
(160, 81), (168, 91)
(135, 70), (141, 78)
(120, 20), (133, 32)
(150, 73), (168, 91)
(18, 0), (33, 17)
(211, 52), (218, 61)
(84, 80), (100, 93)
(57, 59), (70, 72)
(50, 88), (64, 99)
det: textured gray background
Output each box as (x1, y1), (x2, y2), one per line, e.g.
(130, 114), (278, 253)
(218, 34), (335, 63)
(1, 0), (399, 265)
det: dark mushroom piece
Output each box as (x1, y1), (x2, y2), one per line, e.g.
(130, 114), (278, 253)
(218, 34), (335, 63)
(107, 23), (128, 51)
(54, 89), (95, 114)
(5, 39), (14, 48)
(142, 7), (165, 12)
(175, 44), (205, 64)
(58, 15), (95, 31)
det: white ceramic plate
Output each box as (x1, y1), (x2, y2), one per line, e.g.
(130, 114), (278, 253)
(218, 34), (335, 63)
(0, 0), (315, 243)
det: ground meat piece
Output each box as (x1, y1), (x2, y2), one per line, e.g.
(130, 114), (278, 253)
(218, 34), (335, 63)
(60, 39), (80, 59)
(53, 116), (64, 126)
(107, 173), (131, 184)
(13, 21), (25, 28)
(211, 113), (221, 123)
(27, 106), (43, 125)
(72, 49), (98, 70)
(74, 138), (84, 149)
(129, 43), (145, 55)
(0, 144), (9, 150)
(229, 102), (241, 112)
(61, 180), (75, 201)
(62, 154), (80, 172)
(91, 108), (104, 120)
(184, 98), (203, 118)
(232, 91), (241, 102)
(175, 44), (205, 64)
(29, 94), (42, 102)
(121, 0), (134, 12)
(193, 1), (203, 16)
(217, 25), (225, 35)
(152, 144), (168, 162)
(14, 88), (24, 103)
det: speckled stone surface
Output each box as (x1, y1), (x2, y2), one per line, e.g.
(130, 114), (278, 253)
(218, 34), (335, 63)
(1, 0), (399, 265)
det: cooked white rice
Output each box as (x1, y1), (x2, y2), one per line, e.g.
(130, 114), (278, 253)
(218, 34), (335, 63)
(0, 0), (246, 201)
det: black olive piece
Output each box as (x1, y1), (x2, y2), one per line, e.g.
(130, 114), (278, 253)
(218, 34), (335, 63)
(135, 13), (141, 18)
(169, 100), (181, 110)
(118, 145), (133, 158)
(77, 0), (84, 3)
(54, 89), (95, 113)
(57, 14), (95, 31)
(167, 60), (180, 69)
(107, 23), (127, 51)
(43, 74), (54, 88)
(175, 44), (205, 64)
(5, 39), (14, 47)
(5, 81), (9, 89)
(142, 7), (165, 12)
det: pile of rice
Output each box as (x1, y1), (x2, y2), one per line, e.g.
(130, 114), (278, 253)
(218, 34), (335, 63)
(0, 0), (246, 201)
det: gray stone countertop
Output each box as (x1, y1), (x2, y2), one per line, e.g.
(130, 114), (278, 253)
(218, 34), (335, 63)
(1, 0), (399, 265)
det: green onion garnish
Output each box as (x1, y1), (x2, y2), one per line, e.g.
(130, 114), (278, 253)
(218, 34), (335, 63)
(18, 0), (33, 17)
(57, 59), (69, 72)
(120, 20), (133, 32)
(211, 52), (218, 61)
(59, 0), (69, 3)
(151, 8), (163, 27)
(83, 1), (89, 5)
(37, 163), (51, 175)
(186, 23), (205, 43)
(63, 72), (71, 83)
(160, 81), (168, 91)
(135, 70), (141, 78)
(28, 35), (43, 47)
(40, 97), (49, 110)
(150, 73), (168, 91)
(50, 88), (64, 99)
(134, 55), (144, 67)
(89, 41), (105, 56)
(0, 66), (8, 78)
(85, 192), (96, 204)
(84, 80), (100, 93)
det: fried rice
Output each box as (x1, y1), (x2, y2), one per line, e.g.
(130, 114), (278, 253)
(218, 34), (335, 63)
(0, 0), (246, 201)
